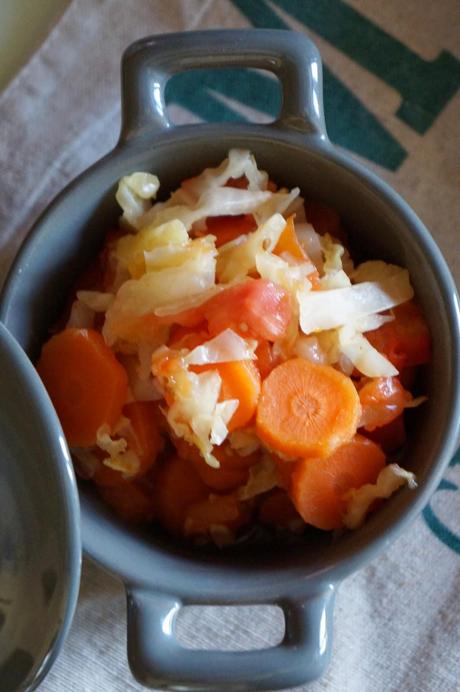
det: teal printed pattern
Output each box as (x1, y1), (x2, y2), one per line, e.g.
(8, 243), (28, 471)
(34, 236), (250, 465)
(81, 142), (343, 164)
(229, 0), (405, 169)
(165, 0), (460, 172)
(423, 451), (460, 555)
(257, 0), (460, 134)
(166, 67), (281, 124)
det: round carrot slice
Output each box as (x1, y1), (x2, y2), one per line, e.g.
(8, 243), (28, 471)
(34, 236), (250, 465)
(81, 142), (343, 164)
(37, 328), (128, 447)
(153, 455), (209, 536)
(290, 434), (386, 530)
(256, 358), (360, 459)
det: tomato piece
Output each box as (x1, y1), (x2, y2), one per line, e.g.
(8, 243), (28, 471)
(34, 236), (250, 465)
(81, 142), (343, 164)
(358, 377), (412, 431)
(202, 279), (291, 341)
(366, 301), (431, 369)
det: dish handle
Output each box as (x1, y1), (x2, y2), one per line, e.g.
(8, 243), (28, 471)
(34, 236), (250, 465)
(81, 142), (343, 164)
(126, 584), (335, 690)
(119, 29), (328, 142)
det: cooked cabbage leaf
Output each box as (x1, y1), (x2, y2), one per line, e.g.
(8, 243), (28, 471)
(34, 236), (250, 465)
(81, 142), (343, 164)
(343, 464), (417, 529)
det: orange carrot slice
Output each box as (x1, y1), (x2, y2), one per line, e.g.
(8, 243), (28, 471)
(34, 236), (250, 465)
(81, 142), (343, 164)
(172, 436), (255, 491)
(256, 358), (360, 459)
(123, 401), (164, 474)
(274, 215), (308, 261)
(153, 455), (209, 536)
(290, 434), (386, 530)
(274, 216), (320, 288)
(173, 437), (249, 492)
(191, 359), (261, 432)
(37, 328), (128, 447)
(184, 493), (250, 540)
(218, 360), (261, 431)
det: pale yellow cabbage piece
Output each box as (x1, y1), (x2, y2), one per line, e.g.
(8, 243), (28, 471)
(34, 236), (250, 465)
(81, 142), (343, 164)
(76, 290), (114, 312)
(337, 325), (398, 377)
(184, 328), (256, 366)
(116, 172), (160, 228)
(103, 247), (216, 346)
(255, 250), (313, 293)
(228, 428), (261, 456)
(66, 300), (95, 329)
(217, 213), (286, 282)
(153, 355), (237, 468)
(115, 219), (189, 277)
(297, 268), (414, 334)
(238, 455), (279, 500)
(95, 421), (140, 476)
(343, 464), (417, 529)
(319, 233), (351, 289)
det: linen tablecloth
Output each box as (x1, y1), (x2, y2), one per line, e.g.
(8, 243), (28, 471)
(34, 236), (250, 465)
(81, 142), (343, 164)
(1, 1), (459, 690)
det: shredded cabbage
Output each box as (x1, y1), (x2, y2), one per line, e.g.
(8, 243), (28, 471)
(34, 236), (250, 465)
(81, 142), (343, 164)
(217, 213), (286, 282)
(343, 464), (417, 529)
(255, 250), (313, 293)
(115, 219), (190, 277)
(238, 455), (279, 500)
(103, 244), (216, 346)
(66, 300), (95, 329)
(173, 149), (269, 206)
(96, 422), (141, 476)
(298, 269), (414, 335)
(131, 149), (299, 232)
(296, 221), (323, 272)
(116, 172), (160, 228)
(352, 260), (404, 283)
(184, 328), (256, 365)
(141, 188), (274, 233)
(152, 355), (237, 467)
(337, 325), (398, 377)
(228, 428), (261, 456)
(318, 234), (351, 289)
(76, 290), (114, 312)
(293, 335), (329, 364)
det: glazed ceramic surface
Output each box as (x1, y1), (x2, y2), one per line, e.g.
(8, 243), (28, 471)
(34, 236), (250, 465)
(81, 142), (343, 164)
(0, 322), (81, 692)
(1, 30), (459, 690)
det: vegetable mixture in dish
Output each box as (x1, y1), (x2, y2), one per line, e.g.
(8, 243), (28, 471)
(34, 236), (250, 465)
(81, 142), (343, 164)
(37, 150), (431, 546)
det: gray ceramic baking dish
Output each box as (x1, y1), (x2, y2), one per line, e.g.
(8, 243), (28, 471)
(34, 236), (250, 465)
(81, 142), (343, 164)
(1, 30), (459, 691)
